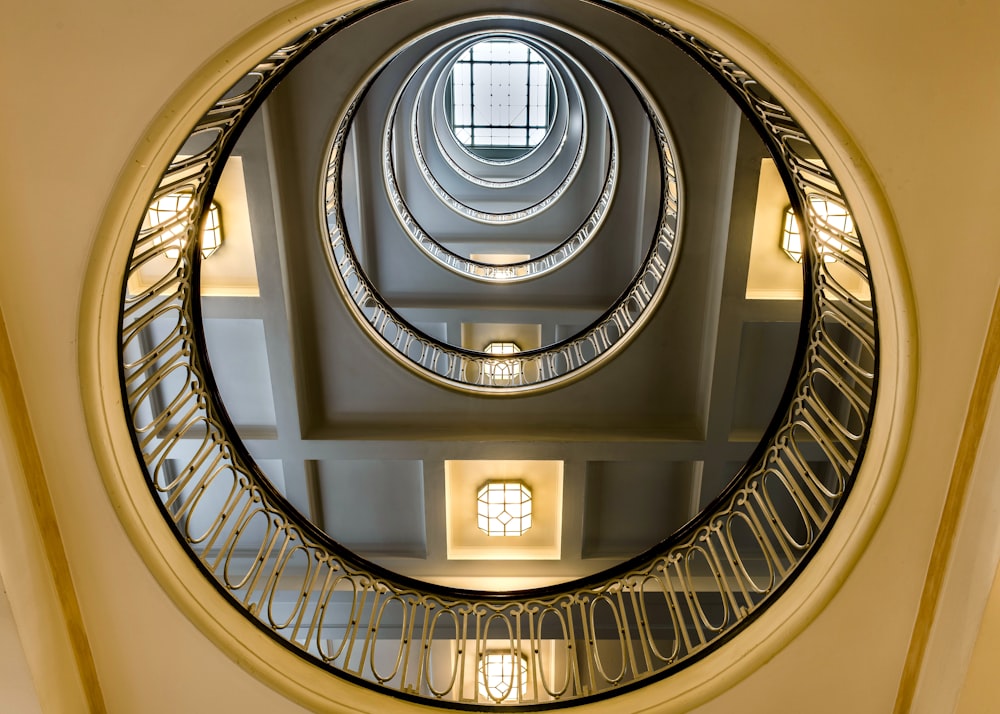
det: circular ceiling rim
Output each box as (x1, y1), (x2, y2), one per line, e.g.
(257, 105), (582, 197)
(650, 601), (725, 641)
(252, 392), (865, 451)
(434, 36), (562, 169)
(405, 30), (586, 223)
(421, 32), (579, 191)
(80, 1), (914, 712)
(130, 1), (869, 703)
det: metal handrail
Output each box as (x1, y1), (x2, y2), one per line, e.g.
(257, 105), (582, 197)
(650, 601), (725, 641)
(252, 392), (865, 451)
(325, 19), (676, 393)
(117, 4), (878, 709)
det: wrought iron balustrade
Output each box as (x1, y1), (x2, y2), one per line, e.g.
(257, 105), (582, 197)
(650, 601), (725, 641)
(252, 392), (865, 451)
(118, 2), (878, 708)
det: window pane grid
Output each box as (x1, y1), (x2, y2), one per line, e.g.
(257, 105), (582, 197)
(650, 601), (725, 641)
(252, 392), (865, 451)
(450, 39), (551, 149)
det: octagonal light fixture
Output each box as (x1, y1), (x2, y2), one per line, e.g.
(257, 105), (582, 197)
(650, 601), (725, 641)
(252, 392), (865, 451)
(478, 652), (528, 703)
(483, 341), (521, 383)
(781, 197), (851, 264)
(147, 193), (225, 260)
(780, 205), (803, 262)
(477, 481), (532, 536)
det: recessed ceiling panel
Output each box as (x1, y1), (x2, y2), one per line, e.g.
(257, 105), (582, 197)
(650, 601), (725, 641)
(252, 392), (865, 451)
(582, 461), (697, 558)
(461, 322), (542, 351)
(445, 460), (562, 560)
(129, 156), (260, 297)
(730, 321), (799, 436)
(745, 158), (869, 301)
(202, 318), (276, 430)
(315, 460), (426, 557)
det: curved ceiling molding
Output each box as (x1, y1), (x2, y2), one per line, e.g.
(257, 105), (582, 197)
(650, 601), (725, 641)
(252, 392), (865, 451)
(375, 24), (623, 280)
(404, 32), (587, 223)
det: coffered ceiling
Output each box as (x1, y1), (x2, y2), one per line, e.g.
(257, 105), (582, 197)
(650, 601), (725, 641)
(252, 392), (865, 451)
(166, 3), (810, 590)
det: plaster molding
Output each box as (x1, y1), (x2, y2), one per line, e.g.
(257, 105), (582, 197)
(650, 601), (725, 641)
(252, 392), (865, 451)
(0, 306), (107, 713)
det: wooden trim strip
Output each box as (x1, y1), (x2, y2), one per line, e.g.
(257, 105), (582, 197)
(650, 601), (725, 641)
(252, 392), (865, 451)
(0, 306), (107, 713)
(893, 285), (1000, 713)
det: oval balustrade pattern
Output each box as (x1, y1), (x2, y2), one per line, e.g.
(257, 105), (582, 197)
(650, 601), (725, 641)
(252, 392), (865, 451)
(118, 2), (878, 709)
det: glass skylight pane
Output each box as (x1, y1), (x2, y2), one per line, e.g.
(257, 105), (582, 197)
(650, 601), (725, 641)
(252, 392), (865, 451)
(471, 64), (495, 125)
(451, 64), (472, 96)
(472, 41), (492, 61)
(508, 65), (529, 109)
(529, 76), (547, 110)
(507, 63), (529, 91)
(448, 38), (552, 151)
(453, 103), (471, 126)
(496, 128), (518, 146)
(506, 41), (529, 62)
(451, 64), (472, 126)
(486, 128), (507, 146)
(452, 62), (471, 88)
(489, 68), (512, 124)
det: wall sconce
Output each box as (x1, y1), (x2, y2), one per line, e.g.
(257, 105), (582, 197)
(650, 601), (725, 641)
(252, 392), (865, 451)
(199, 201), (224, 259)
(479, 652), (528, 702)
(483, 341), (521, 383)
(780, 205), (804, 263)
(147, 193), (224, 260)
(781, 197), (851, 264)
(477, 481), (532, 536)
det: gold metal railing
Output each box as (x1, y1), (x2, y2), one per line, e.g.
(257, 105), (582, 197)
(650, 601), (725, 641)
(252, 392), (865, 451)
(118, 3), (877, 707)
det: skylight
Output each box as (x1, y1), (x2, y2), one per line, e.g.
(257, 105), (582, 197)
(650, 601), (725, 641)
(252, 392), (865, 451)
(449, 39), (552, 158)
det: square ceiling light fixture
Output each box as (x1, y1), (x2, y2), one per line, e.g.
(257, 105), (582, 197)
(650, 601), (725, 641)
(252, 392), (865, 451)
(781, 197), (851, 264)
(147, 193), (225, 260)
(444, 460), (561, 564)
(479, 652), (528, 703)
(483, 341), (521, 383)
(477, 481), (532, 536)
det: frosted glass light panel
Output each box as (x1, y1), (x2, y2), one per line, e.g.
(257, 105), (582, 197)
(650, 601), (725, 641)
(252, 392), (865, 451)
(146, 192), (224, 260)
(449, 38), (552, 159)
(479, 653), (528, 702)
(483, 341), (521, 383)
(477, 481), (532, 536)
(781, 197), (852, 264)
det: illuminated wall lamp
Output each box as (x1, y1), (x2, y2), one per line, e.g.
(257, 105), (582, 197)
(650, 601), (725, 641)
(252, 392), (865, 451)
(479, 652), (528, 703)
(483, 341), (521, 383)
(477, 481), (532, 536)
(781, 197), (851, 264)
(147, 193), (225, 260)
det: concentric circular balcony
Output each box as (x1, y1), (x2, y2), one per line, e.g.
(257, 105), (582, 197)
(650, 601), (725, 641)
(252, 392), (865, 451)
(107, 0), (884, 709)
